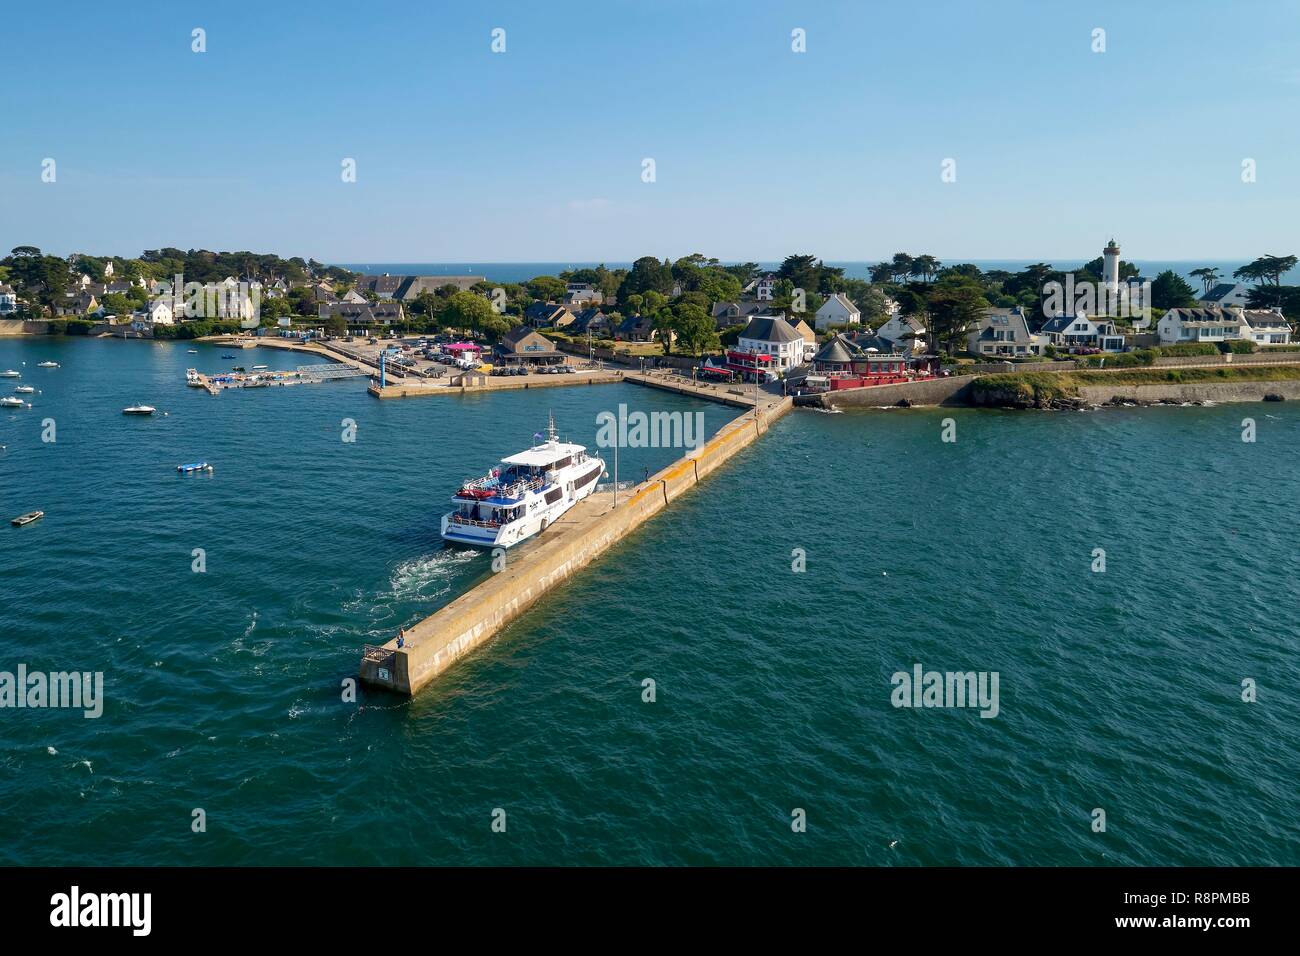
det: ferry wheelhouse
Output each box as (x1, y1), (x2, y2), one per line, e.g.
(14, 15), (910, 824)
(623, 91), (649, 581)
(441, 416), (606, 548)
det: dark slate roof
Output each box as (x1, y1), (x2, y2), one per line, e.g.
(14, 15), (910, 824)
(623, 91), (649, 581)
(711, 299), (767, 319)
(1240, 309), (1291, 330)
(524, 302), (564, 323)
(352, 274), (484, 300)
(497, 327), (557, 354)
(850, 335), (899, 353)
(319, 302), (403, 320)
(740, 315), (802, 344)
(569, 309), (609, 334)
(979, 307), (1038, 341)
(1038, 315), (1076, 335)
(844, 330), (902, 353)
(813, 335), (862, 364)
(618, 313), (654, 335)
(1163, 307), (1242, 327)
(1200, 283), (1248, 303)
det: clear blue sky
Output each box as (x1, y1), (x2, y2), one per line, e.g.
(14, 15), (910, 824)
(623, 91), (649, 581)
(3, 0), (1298, 263)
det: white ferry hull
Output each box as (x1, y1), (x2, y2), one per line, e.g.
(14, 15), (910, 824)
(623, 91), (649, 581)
(441, 458), (604, 549)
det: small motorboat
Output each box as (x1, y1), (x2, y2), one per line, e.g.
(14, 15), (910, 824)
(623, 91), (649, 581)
(122, 404), (156, 415)
(11, 511), (44, 527)
(1, 370), (20, 378)
(252, 364), (268, 370)
(37, 361), (59, 368)
(14, 386), (35, 394)
(221, 354), (236, 359)
(1, 396), (26, 408)
(187, 349), (199, 354)
(177, 461), (214, 474)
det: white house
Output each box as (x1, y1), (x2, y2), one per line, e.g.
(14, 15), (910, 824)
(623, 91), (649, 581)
(564, 287), (603, 310)
(1157, 306), (1244, 345)
(876, 314), (926, 353)
(1040, 313), (1125, 351)
(967, 307), (1047, 357)
(814, 292), (860, 330)
(131, 298), (174, 333)
(1239, 308), (1292, 345)
(744, 274), (777, 301)
(143, 298), (176, 325)
(738, 315), (806, 372)
(0, 284), (17, 315)
(1198, 283), (1252, 308)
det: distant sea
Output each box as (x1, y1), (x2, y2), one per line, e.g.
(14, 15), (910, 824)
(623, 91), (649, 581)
(335, 261), (1298, 285)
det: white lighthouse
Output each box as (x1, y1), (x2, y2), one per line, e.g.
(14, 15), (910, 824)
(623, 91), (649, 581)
(1102, 238), (1121, 294)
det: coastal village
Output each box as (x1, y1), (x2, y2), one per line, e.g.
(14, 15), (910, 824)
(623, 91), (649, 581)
(8, 243), (1300, 695)
(3, 242), (1300, 410)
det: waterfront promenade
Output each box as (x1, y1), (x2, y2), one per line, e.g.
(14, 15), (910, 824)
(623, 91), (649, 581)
(360, 391), (793, 696)
(621, 369), (764, 408)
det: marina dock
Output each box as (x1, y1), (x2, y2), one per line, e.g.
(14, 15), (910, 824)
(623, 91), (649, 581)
(359, 394), (794, 696)
(187, 363), (364, 394)
(368, 368), (623, 399)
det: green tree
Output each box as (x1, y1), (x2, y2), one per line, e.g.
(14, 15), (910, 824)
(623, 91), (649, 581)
(100, 293), (132, 315)
(260, 297), (292, 321)
(445, 291), (500, 336)
(619, 256), (674, 298)
(912, 255), (942, 283)
(1150, 270), (1197, 310)
(890, 252), (916, 284)
(1188, 267), (1221, 293)
(1235, 255), (1298, 307)
(665, 304), (718, 357)
(526, 275), (566, 301)
(926, 277), (987, 354)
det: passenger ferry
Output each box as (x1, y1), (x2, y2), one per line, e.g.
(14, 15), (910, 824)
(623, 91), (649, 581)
(441, 415), (605, 549)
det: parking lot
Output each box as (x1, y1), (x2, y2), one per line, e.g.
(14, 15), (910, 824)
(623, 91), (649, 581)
(310, 334), (595, 379)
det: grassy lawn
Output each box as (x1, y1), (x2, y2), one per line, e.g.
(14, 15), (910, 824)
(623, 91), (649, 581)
(972, 365), (1300, 404)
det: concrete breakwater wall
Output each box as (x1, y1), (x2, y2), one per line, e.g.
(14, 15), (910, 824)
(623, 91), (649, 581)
(1078, 379), (1300, 405)
(0, 320), (50, 336)
(622, 370), (759, 408)
(806, 375), (977, 409)
(359, 396), (795, 696)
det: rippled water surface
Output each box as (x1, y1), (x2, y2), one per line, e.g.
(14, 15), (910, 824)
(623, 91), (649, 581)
(0, 338), (1296, 865)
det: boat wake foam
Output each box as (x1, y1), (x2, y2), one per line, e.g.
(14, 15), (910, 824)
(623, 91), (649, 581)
(387, 550), (477, 600)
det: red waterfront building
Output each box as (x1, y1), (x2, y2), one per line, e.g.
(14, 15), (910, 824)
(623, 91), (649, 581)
(724, 349), (774, 383)
(809, 334), (918, 390)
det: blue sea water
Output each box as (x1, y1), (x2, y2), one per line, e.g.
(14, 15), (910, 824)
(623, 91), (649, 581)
(0, 337), (1297, 865)
(335, 260), (1296, 286)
